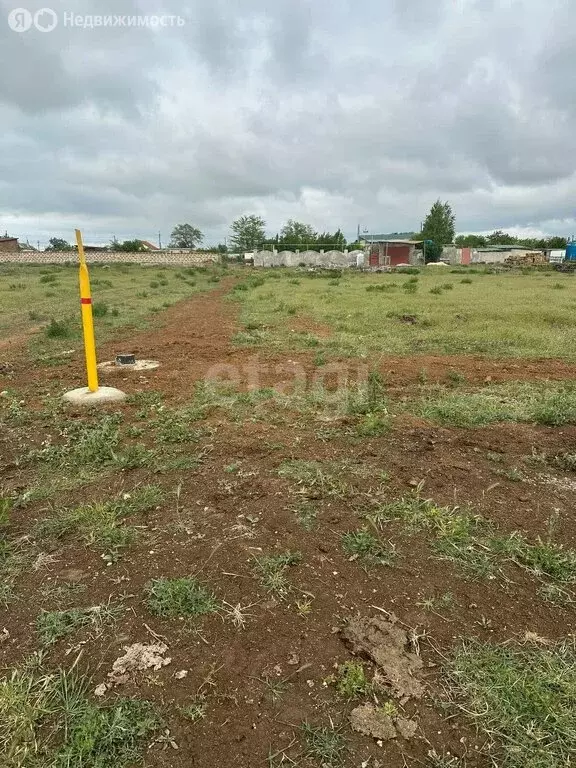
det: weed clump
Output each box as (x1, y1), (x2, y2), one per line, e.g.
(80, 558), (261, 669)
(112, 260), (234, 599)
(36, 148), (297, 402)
(92, 301), (109, 317)
(253, 551), (302, 596)
(333, 661), (371, 699)
(145, 577), (219, 618)
(45, 318), (72, 339)
(342, 528), (397, 567)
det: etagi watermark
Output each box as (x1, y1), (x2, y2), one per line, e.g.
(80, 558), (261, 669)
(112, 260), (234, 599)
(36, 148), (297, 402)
(7, 8), (185, 32)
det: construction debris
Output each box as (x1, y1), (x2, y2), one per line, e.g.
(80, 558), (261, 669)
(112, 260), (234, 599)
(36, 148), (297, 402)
(95, 642), (172, 695)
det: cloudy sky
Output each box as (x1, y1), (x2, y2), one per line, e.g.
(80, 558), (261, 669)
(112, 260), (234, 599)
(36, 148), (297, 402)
(1, 0), (575, 247)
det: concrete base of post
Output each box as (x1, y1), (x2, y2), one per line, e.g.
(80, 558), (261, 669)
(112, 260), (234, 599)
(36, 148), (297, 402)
(62, 386), (127, 406)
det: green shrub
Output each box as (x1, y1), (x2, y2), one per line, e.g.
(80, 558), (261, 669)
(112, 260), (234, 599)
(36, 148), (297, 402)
(45, 319), (72, 338)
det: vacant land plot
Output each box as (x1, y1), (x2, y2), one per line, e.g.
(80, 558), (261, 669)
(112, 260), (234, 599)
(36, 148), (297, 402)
(0, 262), (223, 363)
(234, 267), (576, 359)
(1, 264), (575, 768)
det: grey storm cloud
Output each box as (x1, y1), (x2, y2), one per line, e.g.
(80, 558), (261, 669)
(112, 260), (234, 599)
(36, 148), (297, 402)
(0, 0), (576, 246)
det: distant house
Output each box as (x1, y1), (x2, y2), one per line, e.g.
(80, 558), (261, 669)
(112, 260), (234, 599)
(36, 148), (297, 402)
(83, 244), (109, 252)
(0, 236), (19, 253)
(140, 240), (160, 251)
(19, 241), (38, 252)
(359, 235), (423, 267)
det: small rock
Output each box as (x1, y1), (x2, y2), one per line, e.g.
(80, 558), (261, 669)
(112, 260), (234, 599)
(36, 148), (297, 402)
(174, 670), (188, 679)
(94, 683), (109, 697)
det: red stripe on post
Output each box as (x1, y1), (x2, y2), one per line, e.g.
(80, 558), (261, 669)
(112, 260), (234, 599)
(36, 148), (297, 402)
(80, 298), (92, 305)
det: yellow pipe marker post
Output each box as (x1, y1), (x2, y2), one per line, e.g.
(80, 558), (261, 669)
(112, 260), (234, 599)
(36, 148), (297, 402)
(62, 231), (126, 405)
(76, 229), (99, 392)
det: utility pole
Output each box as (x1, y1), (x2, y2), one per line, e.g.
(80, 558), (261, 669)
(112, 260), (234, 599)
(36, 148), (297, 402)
(158, 231), (162, 249)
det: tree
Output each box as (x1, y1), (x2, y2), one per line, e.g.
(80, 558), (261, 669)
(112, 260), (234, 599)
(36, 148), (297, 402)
(317, 228), (347, 249)
(169, 223), (204, 249)
(547, 236), (567, 249)
(454, 234), (487, 247)
(421, 200), (456, 245)
(45, 237), (73, 251)
(423, 240), (443, 263)
(279, 219), (317, 247)
(486, 230), (516, 246)
(230, 215), (266, 252)
(115, 239), (146, 252)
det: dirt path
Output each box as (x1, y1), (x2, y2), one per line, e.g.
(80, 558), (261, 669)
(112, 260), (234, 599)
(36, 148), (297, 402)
(4, 283), (576, 398)
(98, 287), (576, 395)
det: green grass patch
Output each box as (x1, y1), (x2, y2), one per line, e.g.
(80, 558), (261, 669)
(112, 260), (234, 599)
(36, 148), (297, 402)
(416, 381), (576, 427)
(178, 696), (207, 723)
(144, 577), (219, 618)
(92, 301), (109, 318)
(291, 501), (318, 531)
(0, 664), (158, 767)
(44, 318), (73, 339)
(35, 486), (163, 549)
(37, 603), (120, 646)
(447, 639), (576, 768)
(28, 414), (122, 468)
(301, 721), (346, 766)
(0, 511), (26, 606)
(342, 528), (397, 567)
(371, 494), (576, 583)
(253, 551), (302, 597)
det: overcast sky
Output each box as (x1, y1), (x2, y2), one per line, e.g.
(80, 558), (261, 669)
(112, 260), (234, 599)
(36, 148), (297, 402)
(1, 0), (575, 247)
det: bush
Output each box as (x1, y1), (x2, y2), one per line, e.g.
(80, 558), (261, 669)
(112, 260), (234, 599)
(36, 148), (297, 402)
(366, 284), (396, 293)
(92, 301), (108, 318)
(45, 319), (71, 338)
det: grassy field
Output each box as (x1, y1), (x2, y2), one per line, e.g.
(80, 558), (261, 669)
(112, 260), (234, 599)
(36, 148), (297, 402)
(1, 263), (576, 768)
(0, 262), (225, 361)
(233, 267), (576, 358)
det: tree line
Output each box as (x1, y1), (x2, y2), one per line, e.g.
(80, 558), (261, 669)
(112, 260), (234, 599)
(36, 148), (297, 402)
(42, 203), (568, 258)
(42, 219), (356, 254)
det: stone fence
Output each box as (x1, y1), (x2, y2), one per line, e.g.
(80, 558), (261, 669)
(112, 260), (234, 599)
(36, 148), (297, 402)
(0, 250), (221, 266)
(253, 249), (365, 267)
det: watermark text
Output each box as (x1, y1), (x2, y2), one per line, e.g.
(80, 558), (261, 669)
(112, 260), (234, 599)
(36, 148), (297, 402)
(7, 7), (185, 32)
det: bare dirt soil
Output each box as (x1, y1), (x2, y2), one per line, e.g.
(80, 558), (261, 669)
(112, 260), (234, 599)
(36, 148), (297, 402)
(1, 285), (575, 768)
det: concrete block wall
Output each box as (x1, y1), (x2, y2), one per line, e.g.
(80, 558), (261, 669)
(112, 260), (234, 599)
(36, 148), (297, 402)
(0, 250), (221, 266)
(253, 249), (365, 267)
